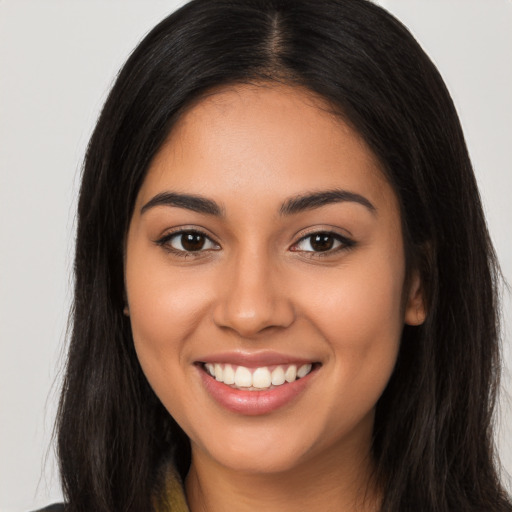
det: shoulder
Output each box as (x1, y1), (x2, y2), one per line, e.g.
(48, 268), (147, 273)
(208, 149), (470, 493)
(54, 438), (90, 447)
(30, 504), (66, 512)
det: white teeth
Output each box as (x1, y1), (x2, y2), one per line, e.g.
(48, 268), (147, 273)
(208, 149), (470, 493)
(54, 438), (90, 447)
(223, 364), (235, 385)
(234, 366), (252, 387)
(271, 366), (286, 386)
(297, 363), (312, 378)
(252, 367), (272, 389)
(203, 362), (314, 390)
(214, 363), (223, 381)
(285, 365), (297, 383)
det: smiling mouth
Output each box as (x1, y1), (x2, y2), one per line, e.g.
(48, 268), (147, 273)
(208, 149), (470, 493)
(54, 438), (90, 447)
(200, 362), (319, 391)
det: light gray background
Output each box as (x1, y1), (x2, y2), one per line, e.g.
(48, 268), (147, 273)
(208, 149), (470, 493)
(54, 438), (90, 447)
(1, 1), (511, 510)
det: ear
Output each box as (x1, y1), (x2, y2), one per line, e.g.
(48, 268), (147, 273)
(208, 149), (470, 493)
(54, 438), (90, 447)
(123, 304), (130, 317)
(404, 270), (426, 326)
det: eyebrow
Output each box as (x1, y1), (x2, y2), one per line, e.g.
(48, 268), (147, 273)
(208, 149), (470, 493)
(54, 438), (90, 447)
(280, 189), (376, 216)
(141, 192), (223, 216)
(140, 188), (376, 217)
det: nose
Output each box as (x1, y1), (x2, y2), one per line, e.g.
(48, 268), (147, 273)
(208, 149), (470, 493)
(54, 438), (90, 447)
(212, 249), (295, 337)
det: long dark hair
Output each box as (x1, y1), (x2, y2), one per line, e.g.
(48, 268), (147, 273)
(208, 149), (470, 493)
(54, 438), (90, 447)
(56, 0), (511, 510)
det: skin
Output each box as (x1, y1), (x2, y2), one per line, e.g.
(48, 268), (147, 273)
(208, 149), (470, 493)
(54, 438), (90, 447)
(125, 83), (426, 512)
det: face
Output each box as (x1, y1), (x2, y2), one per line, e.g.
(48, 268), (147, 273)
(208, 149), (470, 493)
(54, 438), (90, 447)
(125, 84), (425, 476)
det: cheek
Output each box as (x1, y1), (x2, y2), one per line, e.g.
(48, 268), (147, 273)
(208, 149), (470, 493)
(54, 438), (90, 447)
(292, 250), (405, 396)
(297, 256), (405, 344)
(299, 263), (404, 434)
(124, 237), (212, 377)
(126, 267), (213, 427)
(129, 277), (209, 357)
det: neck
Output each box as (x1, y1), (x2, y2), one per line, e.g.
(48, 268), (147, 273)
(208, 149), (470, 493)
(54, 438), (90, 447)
(184, 435), (381, 512)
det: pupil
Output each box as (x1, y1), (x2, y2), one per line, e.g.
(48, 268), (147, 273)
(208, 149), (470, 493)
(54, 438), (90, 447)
(182, 233), (205, 251)
(311, 234), (334, 251)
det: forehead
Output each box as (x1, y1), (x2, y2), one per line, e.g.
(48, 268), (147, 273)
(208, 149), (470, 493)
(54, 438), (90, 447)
(137, 83), (395, 214)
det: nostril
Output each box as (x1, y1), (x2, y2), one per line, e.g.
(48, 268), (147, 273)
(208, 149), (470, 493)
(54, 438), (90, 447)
(212, 297), (295, 337)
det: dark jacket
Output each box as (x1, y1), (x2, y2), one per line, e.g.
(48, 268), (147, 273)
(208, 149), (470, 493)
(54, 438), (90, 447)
(32, 505), (65, 512)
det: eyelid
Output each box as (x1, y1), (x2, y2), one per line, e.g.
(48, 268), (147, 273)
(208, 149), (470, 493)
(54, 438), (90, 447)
(153, 226), (354, 257)
(289, 229), (355, 254)
(154, 227), (220, 254)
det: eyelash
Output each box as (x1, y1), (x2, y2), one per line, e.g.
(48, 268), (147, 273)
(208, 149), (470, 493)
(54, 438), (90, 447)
(155, 229), (220, 258)
(154, 229), (355, 258)
(290, 231), (355, 256)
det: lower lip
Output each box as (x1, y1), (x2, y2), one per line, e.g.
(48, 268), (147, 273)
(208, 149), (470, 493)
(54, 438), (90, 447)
(198, 365), (318, 416)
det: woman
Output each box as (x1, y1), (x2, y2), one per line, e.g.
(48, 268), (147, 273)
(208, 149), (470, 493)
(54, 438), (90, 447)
(48, 0), (511, 510)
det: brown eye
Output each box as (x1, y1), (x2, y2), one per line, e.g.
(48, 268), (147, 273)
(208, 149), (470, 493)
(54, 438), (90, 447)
(310, 233), (335, 251)
(292, 231), (354, 254)
(180, 232), (206, 251)
(160, 230), (219, 253)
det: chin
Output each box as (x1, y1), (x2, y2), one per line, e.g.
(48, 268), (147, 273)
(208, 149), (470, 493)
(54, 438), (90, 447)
(189, 419), (332, 475)
(205, 444), (311, 475)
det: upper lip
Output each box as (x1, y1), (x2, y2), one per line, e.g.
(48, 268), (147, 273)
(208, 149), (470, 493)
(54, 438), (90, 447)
(197, 350), (319, 368)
